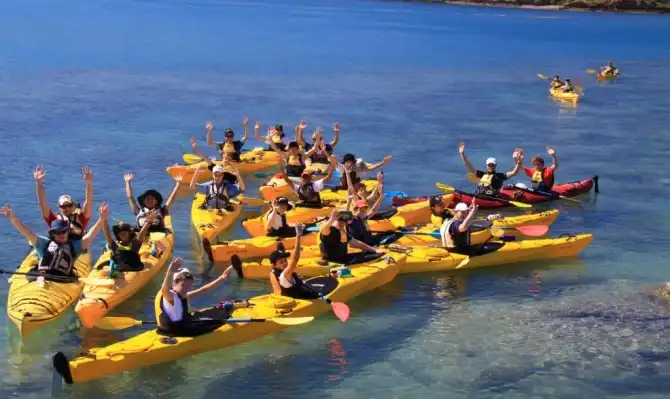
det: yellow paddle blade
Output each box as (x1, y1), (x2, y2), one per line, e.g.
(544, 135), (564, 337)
(558, 195), (583, 204)
(465, 173), (480, 183)
(269, 316), (314, 326)
(537, 73), (548, 80)
(240, 197), (269, 207)
(94, 317), (143, 331)
(490, 225), (505, 237)
(575, 86), (584, 94)
(455, 257), (471, 269)
(508, 200), (533, 209)
(183, 154), (203, 164)
(586, 69), (596, 74)
(435, 182), (456, 193)
(80, 277), (116, 287)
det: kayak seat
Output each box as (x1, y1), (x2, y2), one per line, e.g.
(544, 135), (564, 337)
(449, 242), (505, 257)
(303, 276), (339, 296)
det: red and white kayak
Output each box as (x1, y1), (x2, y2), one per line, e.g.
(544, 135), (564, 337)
(392, 176), (598, 209)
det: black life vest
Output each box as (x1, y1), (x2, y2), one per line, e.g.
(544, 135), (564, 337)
(271, 268), (310, 298)
(206, 181), (229, 209)
(37, 240), (76, 276)
(339, 170), (360, 189)
(298, 182), (321, 204)
(159, 291), (191, 328)
(218, 141), (242, 162)
(136, 206), (167, 233)
(319, 226), (349, 262)
(58, 211), (85, 241)
(111, 240), (143, 271)
(266, 213), (288, 235)
(346, 216), (372, 245)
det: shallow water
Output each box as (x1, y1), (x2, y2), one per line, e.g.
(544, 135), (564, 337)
(1, 0), (670, 397)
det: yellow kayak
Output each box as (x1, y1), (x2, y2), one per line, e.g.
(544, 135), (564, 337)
(7, 249), (92, 338)
(166, 148), (279, 183)
(391, 194), (455, 225)
(191, 193), (243, 243)
(74, 217), (175, 329)
(53, 255), (403, 384)
(549, 88), (581, 102)
(395, 210), (560, 246)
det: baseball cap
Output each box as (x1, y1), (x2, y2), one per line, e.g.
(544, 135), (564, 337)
(301, 171), (312, 178)
(212, 166), (225, 174)
(173, 268), (194, 282)
(270, 250), (291, 264)
(276, 196), (290, 205)
(49, 219), (70, 232)
(485, 158), (497, 166)
(224, 128), (234, 137)
(429, 196), (443, 207)
(454, 203), (469, 212)
(58, 195), (74, 206)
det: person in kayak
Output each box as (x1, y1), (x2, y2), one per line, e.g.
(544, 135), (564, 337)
(190, 138), (243, 197)
(124, 172), (182, 233)
(319, 209), (385, 264)
(440, 200), (479, 256)
(329, 152), (392, 190)
(278, 152), (334, 208)
(270, 139), (321, 177)
(550, 76), (564, 89)
(265, 196), (299, 238)
(102, 209), (158, 278)
(205, 118), (249, 162)
(601, 61), (617, 76)
(429, 196), (455, 226)
(522, 147), (558, 192)
(268, 224), (322, 299)
(33, 165), (94, 241)
(561, 79), (575, 93)
(189, 164), (245, 211)
(459, 141), (522, 197)
(158, 257), (247, 337)
(255, 124), (287, 151)
(296, 121), (340, 165)
(0, 203), (107, 277)
(346, 192), (387, 245)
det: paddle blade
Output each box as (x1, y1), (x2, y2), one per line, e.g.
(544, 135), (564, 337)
(383, 191), (407, 198)
(537, 73), (548, 80)
(465, 173), (480, 183)
(94, 317), (143, 331)
(558, 195), (583, 204)
(270, 316), (315, 326)
(183, 154), (203, 164)
(455, 257), (471, 269)
(586, 69), (596, 74)
(240, 197), (268, 207)
(80, 277), (116, 287)
(515, 225), (549, 237)
(435, 183), (455, 193)
(331, 302), (350, 322)
(508, 200), (533, 209)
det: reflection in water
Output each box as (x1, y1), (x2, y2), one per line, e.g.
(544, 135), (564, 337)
(327, 339), (349, 382)
(432, 273), (468, 300)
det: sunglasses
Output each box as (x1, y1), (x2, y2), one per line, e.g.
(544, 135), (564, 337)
(52, 230), (68, 236)
(225, 134), (234, 138)
(59, 203), (73, 209)
(487, 164), (496, 167)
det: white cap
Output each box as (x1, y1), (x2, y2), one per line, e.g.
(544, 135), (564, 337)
(58, 195), (73, 206)
(454, 203), (469, 212)
(212, 166), (225, 174)
(485, 158), (497, 166)
(173, 268), (193, 282)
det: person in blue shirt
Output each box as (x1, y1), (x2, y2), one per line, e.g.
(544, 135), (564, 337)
(0, 203), (108, 276)
(189, 164), (245, 210)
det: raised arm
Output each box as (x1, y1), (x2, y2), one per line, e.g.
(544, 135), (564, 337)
(124, 173), (139, 215)
(459, 200), (478, 232)
(102, 217), (115, 248)
(232, 168), (245, 194)
(296, 120), (307, 148)
(241, 116), (249, 142)
(254, 121), (263, 142)
(189, 167), (204, 191)
(164, 175), (184, 210)
(278, 158), (295, 189)
(367, 182), (385, 217)
(320, 209), (339, 235)
(282, 225), (304, 280)
(188, 265), (234, 299)
(264, 200), (281, 231)
(137, 210), (156, 242)
(81, 203), (108, 252)
(505, 157), (523, 179)
(330, 123), (340, 148)
(161, 257), (183, 305)
(205, 122), (219, 147)
(33, 165), (51, 220)
(81, 166), (94, 220)
(366, 155), (392, 172)
(317, 152), (335, 184)
(1, 205), (38, 245)
(459, 142), (478, 175)
(547, 146), (558, 170)
(190, 137), (210, 161)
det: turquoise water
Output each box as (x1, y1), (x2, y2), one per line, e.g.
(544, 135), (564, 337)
(2, 0), (670, 397)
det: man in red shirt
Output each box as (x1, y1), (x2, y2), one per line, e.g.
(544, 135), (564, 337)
(522, 147), (558, 192)
(34, 165), (94, 241)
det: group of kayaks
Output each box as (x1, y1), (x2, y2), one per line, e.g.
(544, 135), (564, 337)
(546, 66), (621, 103)
(2, 130), (598, 385)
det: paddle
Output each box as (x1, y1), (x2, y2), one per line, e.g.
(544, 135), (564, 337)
(0, 269), (115, 286)
(306, 222), (547, 238)
(305, 283), (350, 323)
(537, 74), (583, 94)
(436, 182), (532, 209)
(586, 69), (597, 74)
(94, 315), (315, 331)
(239, 197), (270, 207)
(183, 154), (205, 164)
(465, 173), (583, 204)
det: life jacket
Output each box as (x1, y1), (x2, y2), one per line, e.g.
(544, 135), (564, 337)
(271, 134), (283, 144)
(206, 181), (229, 209)
(219, 141), (241, 162)
(37, 240), (76, 276)
(551, 81), (563, 89)
(111, 240), (143, 271)
(440, 219), (470, 249)
(431, 210), (452, 226)
(339, 170), (359, 189)
(285, 153), (306, 177)
(160, 290), (190, 326)
(347, 216), (372, 245)
(310, 147), (330, 164)
(476, 173), (502, 196)
(319, 226), (349, 262)
(271, 268), (308, 298)
(297, 182), (321, 204)
(266, 212), (288, 235)
(136, 206), (166, 232)
(58, 210), (85, 241)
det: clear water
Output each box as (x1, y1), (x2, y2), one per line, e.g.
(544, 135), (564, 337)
(1, 0), (670, 397)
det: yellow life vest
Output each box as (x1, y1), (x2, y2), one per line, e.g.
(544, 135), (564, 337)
(221, 142), (236, 155)
(531, 170), (543, 184)
(288, 153), (303, 166)
(271, 134), (283, 144)
(479, 173), (493, 187)
(430, 213), (443, 227)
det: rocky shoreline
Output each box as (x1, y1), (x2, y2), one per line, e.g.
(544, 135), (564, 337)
(404, 0), (670, 14)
